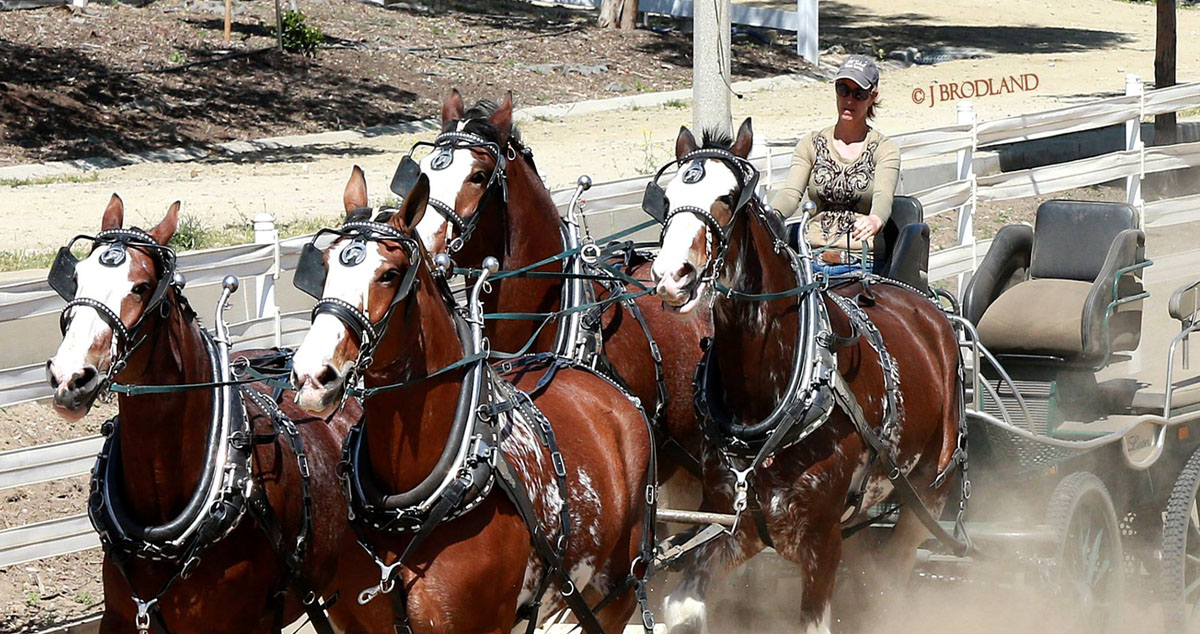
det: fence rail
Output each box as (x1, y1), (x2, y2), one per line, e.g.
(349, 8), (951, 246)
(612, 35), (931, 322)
(2, 75), (1200, 569)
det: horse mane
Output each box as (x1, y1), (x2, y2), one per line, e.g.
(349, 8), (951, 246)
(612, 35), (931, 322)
(701, 127), (734, 151)
(460, 99), (523, 146)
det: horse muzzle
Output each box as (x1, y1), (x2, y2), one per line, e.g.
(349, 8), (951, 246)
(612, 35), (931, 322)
(291, 364), (347, 417)
(46, 359), (100, 421)
(653, 264), (704, 314)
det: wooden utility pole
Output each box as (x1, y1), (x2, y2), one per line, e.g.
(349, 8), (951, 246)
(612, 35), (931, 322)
(1155, 0), (1177, 145)
(598, 0), (638, 29)
(224, 0), (233, 43)
(694, 0), (732, 137)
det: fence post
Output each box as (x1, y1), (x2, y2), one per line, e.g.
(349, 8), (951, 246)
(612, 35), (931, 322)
(956, 101), (977, 289)
(1125, 73), (1145, 228)
(253, 214), (281, 348)
(796, 0), (818, 66)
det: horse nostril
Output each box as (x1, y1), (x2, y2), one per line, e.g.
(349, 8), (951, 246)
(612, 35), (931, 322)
(68, 366), (97, 392)
(316, 365), (339, 387)
(676, 262), (697, 283)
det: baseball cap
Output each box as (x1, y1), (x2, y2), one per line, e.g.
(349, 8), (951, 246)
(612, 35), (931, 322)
(834, 55), (879, 91)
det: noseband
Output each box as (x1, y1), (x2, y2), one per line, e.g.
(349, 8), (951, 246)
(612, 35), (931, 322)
(643, 148), (761, 284)
(294, 213), (423, 376)
(390, 130), (510, 253)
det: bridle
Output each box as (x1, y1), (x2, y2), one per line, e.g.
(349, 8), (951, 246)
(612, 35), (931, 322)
(390, 130), (511, 254)
(293, 213), (423, 380)
(642, 148), (761, 286)
(48, 228), (184, 398)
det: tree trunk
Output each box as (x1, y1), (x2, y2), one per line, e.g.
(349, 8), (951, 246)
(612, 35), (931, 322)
(619, 0), (638, 29)
(598, 0), (638, 29)
(1155, 0), (1177, 146)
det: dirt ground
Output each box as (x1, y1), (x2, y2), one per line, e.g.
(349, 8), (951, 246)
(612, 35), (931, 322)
(2, 0), (1199, 630)
(0, 401), (111, 632)
(0, 0), (798, 165)
(3, 0), (1199, 253)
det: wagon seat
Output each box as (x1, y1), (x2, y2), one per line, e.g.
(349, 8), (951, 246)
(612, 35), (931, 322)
(786, 195), (931, 293)
(962, 200), (1148, 369)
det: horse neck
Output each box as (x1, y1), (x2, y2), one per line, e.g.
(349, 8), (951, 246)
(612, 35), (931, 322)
(362, 268), (467, 494)
(115, 299), (213, 523)
(485, 150), (563, 352)
(712, 207), (801, 420)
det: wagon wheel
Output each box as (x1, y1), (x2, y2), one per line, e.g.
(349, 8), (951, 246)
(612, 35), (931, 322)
(1044, 471), (1124, 634)
(1162, 446), (1200, 632)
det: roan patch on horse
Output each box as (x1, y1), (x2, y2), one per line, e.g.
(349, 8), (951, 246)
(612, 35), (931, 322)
(649, 120), (967, 633)
(45, 194), (391, 633)
(289, 167), (657, 633)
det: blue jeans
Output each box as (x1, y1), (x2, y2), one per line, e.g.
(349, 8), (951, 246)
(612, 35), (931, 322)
(811, 261), (863, 277)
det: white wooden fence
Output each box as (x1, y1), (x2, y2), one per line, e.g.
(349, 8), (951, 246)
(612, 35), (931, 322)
(543, 0), (820, 64)
(3, 75), (1200, 568)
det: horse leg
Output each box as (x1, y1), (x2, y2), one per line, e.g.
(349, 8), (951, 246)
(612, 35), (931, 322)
(661, 524), (764, 634)
(770, 518), (842, 634)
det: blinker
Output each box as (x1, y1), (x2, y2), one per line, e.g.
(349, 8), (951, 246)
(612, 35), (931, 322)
(48, 246), (79, 301)
(390, 156), (423, 198)
(642, 182), (667, 223)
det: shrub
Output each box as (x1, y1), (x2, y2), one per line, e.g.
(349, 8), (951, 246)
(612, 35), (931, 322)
(276, 10), (324, 56)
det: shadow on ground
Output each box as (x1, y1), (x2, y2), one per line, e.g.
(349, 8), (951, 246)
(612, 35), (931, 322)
(200, 143), (387, 165)
(0, 39), (419, 162)
(737, 0), (1133, 56)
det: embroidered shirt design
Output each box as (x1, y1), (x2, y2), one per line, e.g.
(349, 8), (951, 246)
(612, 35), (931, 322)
(810, 135), (879, 240)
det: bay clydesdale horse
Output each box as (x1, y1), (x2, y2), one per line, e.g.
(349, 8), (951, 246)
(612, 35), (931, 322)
(649, 120), (964, 633)
(288, 168), (655, 633)
(45, 196), (389, 633)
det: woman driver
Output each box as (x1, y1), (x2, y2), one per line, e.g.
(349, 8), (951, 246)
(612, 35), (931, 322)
(769, 55), (901, 276)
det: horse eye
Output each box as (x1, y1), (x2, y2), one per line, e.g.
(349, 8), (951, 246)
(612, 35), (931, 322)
(132, 283), (151, 295)
(469, 171), (487, 185)
(378, 269), (400, 284)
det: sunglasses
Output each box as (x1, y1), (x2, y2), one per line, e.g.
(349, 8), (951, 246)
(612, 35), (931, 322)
(835, 82), (874, 101)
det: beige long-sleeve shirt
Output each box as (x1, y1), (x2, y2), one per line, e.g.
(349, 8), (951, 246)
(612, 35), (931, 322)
(769, 126), (901, 251)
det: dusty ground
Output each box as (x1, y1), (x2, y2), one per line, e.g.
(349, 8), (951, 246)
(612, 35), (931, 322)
(2, 0), (1199, 630)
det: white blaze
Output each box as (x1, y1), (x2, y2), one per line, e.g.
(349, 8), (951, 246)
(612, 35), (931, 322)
(48, 249), (133, 384)
(651, 159), (739, 283)
(292, 239), (387, 380)
(414, 147), (478, 253)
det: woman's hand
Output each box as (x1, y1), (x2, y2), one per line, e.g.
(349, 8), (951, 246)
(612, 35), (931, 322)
(851, 215), (883, 242)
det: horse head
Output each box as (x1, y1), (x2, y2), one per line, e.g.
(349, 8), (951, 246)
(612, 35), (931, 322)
(46, 194), (180, 421)
(650, 118), (755, 314)
(403, 89), (515, 257)
(292, 166), (431, 416)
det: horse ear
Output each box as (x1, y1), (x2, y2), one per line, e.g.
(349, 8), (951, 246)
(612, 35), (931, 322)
(344, 165), (368, 215)
(390, 174), (429, 233)
(731, 118), (754, 159)
(675, 126), (698, 159)
(101, 193), (124, 230)
(149, 201), (180, 245)
(442, 88), (465, 132)
(490, 91), (514, 145)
